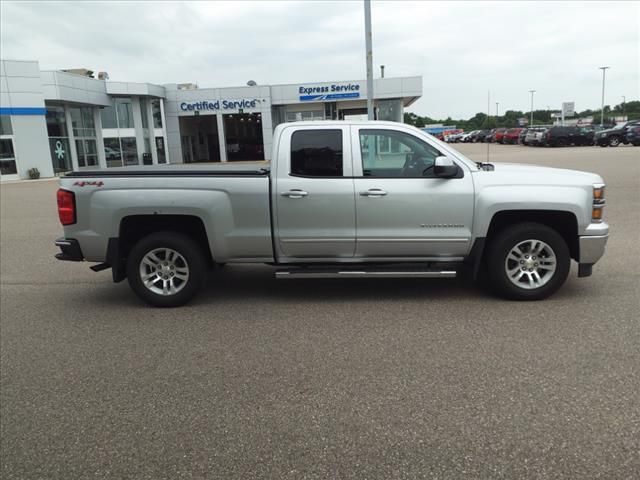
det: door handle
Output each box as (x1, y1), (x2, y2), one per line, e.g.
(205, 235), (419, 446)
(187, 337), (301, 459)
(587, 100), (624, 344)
(281, 189), (308, 199)
(359, 188), (387, 197)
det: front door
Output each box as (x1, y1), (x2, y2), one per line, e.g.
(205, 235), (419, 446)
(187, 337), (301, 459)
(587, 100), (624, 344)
(351, 126), (474, 258)
(274, 126), (356, 259)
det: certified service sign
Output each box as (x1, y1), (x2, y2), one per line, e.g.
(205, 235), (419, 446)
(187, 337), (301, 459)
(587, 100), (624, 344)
(180, 99), (258, 112)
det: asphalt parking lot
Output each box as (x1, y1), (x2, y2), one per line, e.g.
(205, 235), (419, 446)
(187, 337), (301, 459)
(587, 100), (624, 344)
(1, 144), (639, 479)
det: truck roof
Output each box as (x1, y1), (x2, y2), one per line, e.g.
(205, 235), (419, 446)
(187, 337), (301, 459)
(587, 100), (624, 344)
(276, 120), (415, 128)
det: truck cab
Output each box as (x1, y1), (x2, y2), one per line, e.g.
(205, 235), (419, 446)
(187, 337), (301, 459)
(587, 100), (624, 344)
(272, 122), (474, 261)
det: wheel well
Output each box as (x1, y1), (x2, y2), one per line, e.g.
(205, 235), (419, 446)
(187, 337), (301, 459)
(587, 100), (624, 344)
(118, 215), (214, 266)
(486, 210), (579, 261)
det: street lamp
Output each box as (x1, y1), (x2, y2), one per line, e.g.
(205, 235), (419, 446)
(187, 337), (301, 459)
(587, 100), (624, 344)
(622, 95), (626, 117)
(599, 66), (610, 126)
(495, 102), (499, 117)
(529, 90), (536, 126)
(364, 0), (374, 120)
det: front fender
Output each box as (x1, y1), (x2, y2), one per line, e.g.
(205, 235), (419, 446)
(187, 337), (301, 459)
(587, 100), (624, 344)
(473, 185), (591, 237)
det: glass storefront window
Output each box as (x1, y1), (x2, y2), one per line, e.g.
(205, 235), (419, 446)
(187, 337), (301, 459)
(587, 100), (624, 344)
(151, 99), (162, 128)
(104, 138), (123, 168)
(0, 138), (18, 175)
(0, 116), (13, 135)
(376, 99), (403, 123)
(69, 107), (96, 137)
(82, 108), (95, 130)
(49, 138), (72, 173)
(76, 139), (98, 168)
(45, 106), (72, 174)
(85, 139), (97, 166)
(116, 99), (134, 128)
(46, 106), (67, 137)
(140, 99), (149, 129)
(155, 137), (166, 164)
(286, 110), (324, 122)
(100, 102), (118, 128)
(121, 137), (138, 165)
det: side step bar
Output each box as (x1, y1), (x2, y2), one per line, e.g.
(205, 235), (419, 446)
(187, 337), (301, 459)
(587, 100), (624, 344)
(276, 269), (457, 279)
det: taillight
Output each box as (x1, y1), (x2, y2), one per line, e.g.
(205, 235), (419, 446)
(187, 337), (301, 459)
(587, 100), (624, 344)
(57, 189), (76, 226)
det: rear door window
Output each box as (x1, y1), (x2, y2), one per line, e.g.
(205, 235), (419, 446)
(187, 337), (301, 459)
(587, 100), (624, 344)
(290, 130), (343, 177)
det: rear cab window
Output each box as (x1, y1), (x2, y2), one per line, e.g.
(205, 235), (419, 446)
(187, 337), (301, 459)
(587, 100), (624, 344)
(290, 130), (343, 177)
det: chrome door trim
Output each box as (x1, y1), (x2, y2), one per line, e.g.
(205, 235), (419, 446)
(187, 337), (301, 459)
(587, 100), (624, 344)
(281, 238), (354, 243)
(357, 237), (469, 243)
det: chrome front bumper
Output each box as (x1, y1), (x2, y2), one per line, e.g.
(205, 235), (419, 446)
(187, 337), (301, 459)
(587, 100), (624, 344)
(579, 222), (609, 265)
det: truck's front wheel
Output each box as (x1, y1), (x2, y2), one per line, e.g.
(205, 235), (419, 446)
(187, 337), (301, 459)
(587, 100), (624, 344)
(126, 232), (207, 307)
(486, 223), (570, 300)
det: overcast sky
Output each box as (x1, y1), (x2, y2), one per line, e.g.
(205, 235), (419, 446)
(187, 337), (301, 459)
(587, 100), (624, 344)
(1, 1), (638, 118)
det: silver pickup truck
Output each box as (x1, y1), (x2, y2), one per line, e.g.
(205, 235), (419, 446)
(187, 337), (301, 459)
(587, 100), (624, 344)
(55, 121), (609, 306)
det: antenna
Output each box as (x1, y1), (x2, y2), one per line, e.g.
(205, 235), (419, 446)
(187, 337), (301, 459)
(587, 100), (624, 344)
(486, 90), (490, 163)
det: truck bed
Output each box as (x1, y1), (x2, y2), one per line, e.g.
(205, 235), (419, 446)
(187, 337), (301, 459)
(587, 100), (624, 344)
(59, 163), (274, 263)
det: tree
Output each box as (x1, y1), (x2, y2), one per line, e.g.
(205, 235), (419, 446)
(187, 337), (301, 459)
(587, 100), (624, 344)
(403, 98), (638, 130)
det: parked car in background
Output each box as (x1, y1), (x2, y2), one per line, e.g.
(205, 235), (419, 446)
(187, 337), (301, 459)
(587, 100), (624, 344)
(483, 129), (497, 143)
(518, 128), (529, 145)
(595, 120), (640, 147)
(470, 130), (490, 143)
(503, 128), (524, 144)
(493, 128), (508, 144)
(541, 126), (594, 147)
(460, 130), (477, 143)
(626, 126), (640, 146)
(524, 127), (548, 146)
(445, 132), (465, 143)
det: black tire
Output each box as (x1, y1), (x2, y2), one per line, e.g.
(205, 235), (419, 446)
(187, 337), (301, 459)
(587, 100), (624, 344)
(608, 136), (621, 147)
(486, 222), (570, 301)
(126, 231), (207, 307)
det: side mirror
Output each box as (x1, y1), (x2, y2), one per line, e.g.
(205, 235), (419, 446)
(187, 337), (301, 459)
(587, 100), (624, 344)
(433, 156), (459, 178)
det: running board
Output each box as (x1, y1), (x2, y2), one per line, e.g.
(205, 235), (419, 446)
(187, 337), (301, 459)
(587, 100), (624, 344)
(275, 269), (457, 279)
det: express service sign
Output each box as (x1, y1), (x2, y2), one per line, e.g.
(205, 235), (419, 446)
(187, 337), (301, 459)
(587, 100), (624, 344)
(299, 83), (361, 101)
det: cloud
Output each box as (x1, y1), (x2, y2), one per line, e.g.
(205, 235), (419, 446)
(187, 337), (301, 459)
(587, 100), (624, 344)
(1, 0), (638, 118)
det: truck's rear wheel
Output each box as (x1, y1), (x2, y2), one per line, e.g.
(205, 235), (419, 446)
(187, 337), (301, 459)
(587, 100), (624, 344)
(127, 232), (206, 307)
(486, 223), (570, 300)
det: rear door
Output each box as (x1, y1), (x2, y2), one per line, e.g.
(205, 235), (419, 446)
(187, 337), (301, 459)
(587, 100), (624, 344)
(273, 125), (356, 259)
(351, 125), (474, 259)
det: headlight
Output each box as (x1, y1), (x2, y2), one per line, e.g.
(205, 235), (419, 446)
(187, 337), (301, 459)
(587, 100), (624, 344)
(592, 183), (605, 222)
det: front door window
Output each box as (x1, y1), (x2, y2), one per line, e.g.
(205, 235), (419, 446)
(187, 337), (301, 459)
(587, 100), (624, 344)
(359, 129), (441, 177)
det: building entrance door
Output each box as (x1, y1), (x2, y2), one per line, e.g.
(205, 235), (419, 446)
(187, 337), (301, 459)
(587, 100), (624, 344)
(223, 113), (264, 161)
(178, 115), (221, 163)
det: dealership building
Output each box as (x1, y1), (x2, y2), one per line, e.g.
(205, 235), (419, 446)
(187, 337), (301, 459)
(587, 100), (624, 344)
(0, 59), (422, 181)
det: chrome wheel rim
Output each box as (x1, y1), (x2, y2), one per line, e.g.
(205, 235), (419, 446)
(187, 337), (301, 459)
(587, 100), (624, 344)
(139, 248), (189, 296)
(505, 239), (556, 290)
(610, 137), (619, 146)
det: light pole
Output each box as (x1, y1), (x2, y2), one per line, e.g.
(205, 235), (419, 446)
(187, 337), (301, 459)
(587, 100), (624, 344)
(622, 95), (626, 118)
(364, 0), (374, 120)
(599, 66), (609, 126)
(529, 90), (536, 126)
(495, 102), (499, 117)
